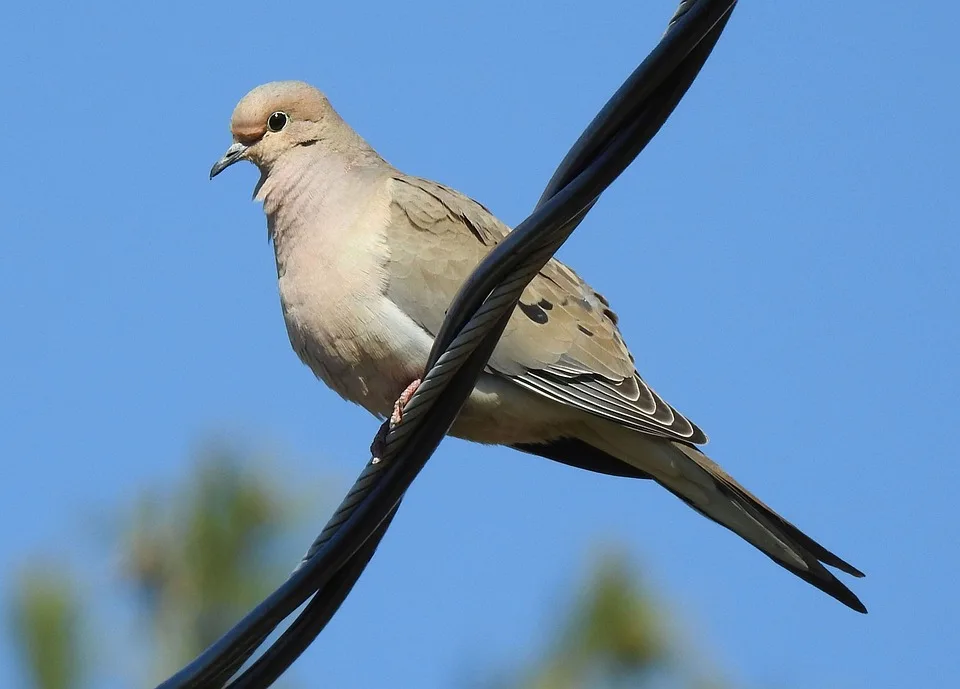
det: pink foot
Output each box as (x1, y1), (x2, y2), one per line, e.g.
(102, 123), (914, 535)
(390, 378), (422, 427)
(370, 378), (422, 463)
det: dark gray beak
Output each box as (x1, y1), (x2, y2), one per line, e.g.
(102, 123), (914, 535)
(209, 142), (249, 179)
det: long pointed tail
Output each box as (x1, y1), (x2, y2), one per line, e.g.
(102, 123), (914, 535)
(582, 425), (867, 613)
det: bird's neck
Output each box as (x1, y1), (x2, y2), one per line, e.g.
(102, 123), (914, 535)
(256, 142), (386, 241)
(255, 144), (394, 299)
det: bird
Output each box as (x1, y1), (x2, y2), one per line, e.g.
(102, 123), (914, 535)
(210, 80), (866, 613)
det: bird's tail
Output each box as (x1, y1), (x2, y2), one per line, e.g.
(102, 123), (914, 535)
(580, 424), (867, 613)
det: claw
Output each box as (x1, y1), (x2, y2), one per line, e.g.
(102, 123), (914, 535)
(370, 379), (423, 463)
(390, 378), (422, 427)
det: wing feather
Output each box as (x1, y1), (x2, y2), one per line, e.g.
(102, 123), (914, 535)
(385, 175), (707, 445)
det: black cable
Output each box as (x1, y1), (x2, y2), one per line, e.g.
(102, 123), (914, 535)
(154, 3), (738, 688)
(183, 4), (734, 686)
(434, 0), (738, 359)
(225, 507), (399, 689)
(536, 0), (725, 211)
(199, 507), (399, 689)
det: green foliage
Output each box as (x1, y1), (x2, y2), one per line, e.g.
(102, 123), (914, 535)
(507, 549), (728, 689)
(123, 446), (293, 672)
(510, 551), (671, 689)
(7, 444), (301, 687)
(6, 444), (731, 689)
(8, 569), (84, 689)
(559, 552), (667, 672)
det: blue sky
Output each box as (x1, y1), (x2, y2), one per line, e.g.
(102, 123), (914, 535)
(2, 1), (958, 687)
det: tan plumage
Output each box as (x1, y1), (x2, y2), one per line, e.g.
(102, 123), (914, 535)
(211, 81), (866, 613)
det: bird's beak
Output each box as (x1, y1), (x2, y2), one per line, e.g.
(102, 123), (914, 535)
(209, 142), (249, 179)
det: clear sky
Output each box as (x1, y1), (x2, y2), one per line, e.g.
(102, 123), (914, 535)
(2, 1), (958, 687)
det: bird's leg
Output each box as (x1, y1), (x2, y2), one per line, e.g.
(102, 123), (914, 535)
(369, 378), (422, 463)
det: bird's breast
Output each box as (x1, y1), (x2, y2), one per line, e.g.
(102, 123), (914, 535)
(268, 177), (432, 418)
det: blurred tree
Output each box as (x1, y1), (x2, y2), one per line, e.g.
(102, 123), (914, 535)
(7, 443), (303, 688)
(6, 446), (732, 689)
(507, 550), (722, 689)
(122, 444), (297, 680)
(8, 569), (84, 689)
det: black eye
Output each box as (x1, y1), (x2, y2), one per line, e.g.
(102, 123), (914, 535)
(267, 111), (288, 132)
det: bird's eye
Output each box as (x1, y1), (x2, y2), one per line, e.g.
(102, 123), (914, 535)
(267, 111), (288, 132)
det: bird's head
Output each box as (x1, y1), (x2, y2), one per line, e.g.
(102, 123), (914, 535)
(210, 81), (337, 179)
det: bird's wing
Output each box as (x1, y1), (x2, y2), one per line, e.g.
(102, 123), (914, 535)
(385, 175), (706, 445)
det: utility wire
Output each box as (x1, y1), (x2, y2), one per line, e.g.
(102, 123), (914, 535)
(154, 3), (738, 688)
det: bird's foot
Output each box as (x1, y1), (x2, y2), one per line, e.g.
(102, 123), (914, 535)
(390, 378), (422, 427)
(370, 378), (422, 464)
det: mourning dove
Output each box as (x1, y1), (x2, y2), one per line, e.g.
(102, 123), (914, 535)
(210, 81), (866, 613)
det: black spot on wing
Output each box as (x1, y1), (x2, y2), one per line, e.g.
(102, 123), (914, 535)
(459, 212), (488, 243)
(538, 298), (553, 310)
(518, 301), (549, 325)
